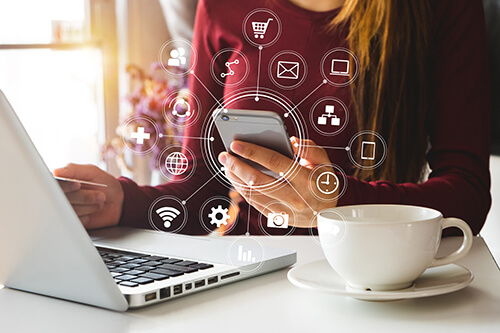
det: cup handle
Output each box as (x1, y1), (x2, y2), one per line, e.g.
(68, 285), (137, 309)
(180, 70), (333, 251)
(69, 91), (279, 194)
(430, 217), (473, 267)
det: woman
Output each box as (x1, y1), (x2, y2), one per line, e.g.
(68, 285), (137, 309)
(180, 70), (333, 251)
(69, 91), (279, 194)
(55, 0), (491, 235)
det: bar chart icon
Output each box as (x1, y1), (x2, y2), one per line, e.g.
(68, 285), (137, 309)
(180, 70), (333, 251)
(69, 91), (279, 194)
(237, 245), (256, 263)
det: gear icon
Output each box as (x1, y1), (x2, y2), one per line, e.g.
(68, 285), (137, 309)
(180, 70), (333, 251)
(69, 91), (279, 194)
(208, 205), (230, 228)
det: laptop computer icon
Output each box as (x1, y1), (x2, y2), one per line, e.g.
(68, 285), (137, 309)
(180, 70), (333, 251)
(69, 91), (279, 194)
(330, 59), (350, 76)
(0, 90), (296, 311)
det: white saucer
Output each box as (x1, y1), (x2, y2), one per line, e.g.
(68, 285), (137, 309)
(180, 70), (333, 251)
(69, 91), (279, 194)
(287, 260), (473, 301)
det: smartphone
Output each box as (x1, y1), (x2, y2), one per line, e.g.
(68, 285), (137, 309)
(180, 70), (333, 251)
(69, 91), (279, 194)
(213, 109), (295, 177)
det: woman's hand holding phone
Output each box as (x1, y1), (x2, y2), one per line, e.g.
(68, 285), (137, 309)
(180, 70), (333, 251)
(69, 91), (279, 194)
(218, 136), (337, 228)
(53, 164), (124, 229)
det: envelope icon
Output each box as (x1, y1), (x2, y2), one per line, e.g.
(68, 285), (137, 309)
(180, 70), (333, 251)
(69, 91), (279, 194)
(277, 61), (299, 80)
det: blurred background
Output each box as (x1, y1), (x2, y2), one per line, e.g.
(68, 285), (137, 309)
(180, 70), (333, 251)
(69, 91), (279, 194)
(0, 0), (198, 184)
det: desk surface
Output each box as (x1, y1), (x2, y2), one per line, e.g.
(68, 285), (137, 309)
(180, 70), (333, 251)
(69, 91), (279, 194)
(0, 236), (499, 332)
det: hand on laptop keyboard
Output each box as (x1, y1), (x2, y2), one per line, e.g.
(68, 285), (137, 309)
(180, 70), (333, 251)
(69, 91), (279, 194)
(54, 163), (124, 229)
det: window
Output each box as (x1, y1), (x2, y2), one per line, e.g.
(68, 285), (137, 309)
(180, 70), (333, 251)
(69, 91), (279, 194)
(0, 0), (117, 172)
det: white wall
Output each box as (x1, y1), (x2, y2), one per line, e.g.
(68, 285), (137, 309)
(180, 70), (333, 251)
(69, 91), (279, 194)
(481, 156), (500, 263)
(116, 0), (171, 184)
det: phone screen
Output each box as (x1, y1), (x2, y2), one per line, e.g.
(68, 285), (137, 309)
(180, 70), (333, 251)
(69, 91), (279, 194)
(214, 109), (296, 177)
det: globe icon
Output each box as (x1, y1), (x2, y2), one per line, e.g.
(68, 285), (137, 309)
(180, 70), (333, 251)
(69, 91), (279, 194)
(165, 152), (189, 175)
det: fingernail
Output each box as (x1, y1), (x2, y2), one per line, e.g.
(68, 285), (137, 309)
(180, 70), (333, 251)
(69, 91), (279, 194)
(218, 153), (227, 165)
(231, 142), (242, 154)
(97, 193), (105, 202)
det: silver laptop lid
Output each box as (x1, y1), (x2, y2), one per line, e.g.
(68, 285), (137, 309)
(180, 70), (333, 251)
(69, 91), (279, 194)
(0, 90), (128, 311)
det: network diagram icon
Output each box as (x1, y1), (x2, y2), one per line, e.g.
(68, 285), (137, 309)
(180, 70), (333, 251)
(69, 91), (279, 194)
(317, 105), (340, 126)
(221, 59), (240, 78)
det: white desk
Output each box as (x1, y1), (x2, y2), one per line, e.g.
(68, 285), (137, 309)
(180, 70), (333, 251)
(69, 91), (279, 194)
(0, 236), (499, 332)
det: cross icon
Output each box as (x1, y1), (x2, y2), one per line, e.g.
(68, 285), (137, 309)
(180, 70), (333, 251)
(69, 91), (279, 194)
(131, 127), (151, 145)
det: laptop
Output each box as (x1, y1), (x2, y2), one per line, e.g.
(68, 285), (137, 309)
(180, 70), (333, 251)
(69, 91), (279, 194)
(0, 90), (296, 311)
(330, 59), (350, 76)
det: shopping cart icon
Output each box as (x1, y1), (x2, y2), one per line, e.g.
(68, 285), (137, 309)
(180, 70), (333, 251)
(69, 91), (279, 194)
(252, 18), (273, 39)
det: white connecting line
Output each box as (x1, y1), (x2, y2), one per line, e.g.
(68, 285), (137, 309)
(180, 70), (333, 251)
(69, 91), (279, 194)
(287, 80), (326, 116)
(190, 71), (224, 109)
(183, 168), (224, 203)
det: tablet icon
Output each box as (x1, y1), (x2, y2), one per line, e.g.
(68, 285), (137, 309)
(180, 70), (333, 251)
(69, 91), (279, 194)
(277, 61), (299, 80)
(361, 141), (376, 160)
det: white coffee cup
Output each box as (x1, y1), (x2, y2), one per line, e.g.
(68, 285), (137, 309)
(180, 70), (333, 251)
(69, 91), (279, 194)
(317, 204), (473, 291)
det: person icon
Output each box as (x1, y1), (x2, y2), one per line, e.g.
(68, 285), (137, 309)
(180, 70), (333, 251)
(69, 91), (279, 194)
(168, 47), (187, 67)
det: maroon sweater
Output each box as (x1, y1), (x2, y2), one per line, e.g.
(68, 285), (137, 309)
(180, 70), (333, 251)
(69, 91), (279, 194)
(119, 0), (491, 235)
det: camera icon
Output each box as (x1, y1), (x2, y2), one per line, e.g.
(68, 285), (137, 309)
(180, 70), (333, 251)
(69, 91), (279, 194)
(267, 212), (289, 229)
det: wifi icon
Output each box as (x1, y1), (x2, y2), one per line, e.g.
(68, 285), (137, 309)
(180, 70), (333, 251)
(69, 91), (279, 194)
(156, 206), (181, 228)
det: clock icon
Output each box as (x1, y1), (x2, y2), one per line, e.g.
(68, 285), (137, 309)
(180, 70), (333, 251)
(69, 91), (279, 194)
(316, 171), (339, 195)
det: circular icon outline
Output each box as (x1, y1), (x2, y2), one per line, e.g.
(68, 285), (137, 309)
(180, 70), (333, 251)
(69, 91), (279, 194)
(157, 144), (197, 182)
(121, 115), (160, 156)
(148, 195), (188, 234)
(242, 8), (282, 48)
(316, 171), (340, 195)
(202, 87), (308, 192)
(268, 50), (308, 90)
(227, 236), (266, 273)
(309, 97), (350, 136)
(347, 130), (388, 170)
(199, 196), (239, 234)
(257, 200), (297, 238)
(162, 89), (201, 129)
(308, 209), (348, 247)
(308, 163), (347, 202)
(320, 47), (360, 87)
(158, 38), (197, 76)
(210, 48), (250, 87)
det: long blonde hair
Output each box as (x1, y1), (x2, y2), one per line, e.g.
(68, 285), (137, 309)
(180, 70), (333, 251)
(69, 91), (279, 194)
(333, 0), (432, 183)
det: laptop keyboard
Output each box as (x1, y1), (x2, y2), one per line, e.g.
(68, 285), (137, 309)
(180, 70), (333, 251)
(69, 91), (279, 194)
(96, 247), (214, 288)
